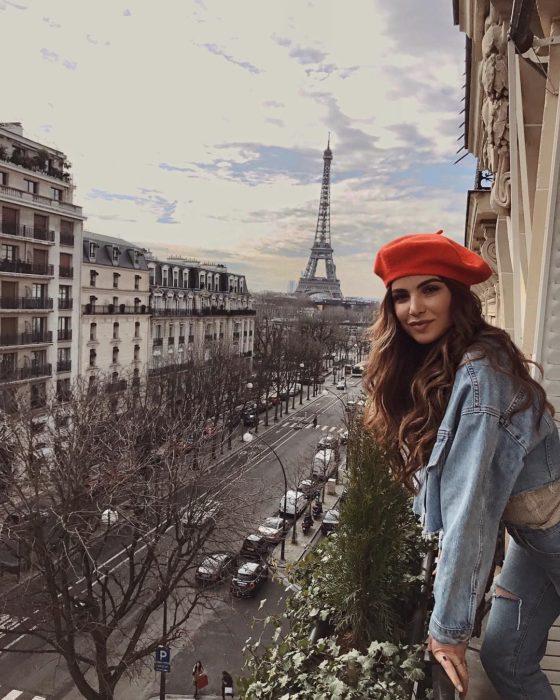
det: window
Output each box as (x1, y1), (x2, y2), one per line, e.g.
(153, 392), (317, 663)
(173, 269), (179, 288)
(32, 316), (46, 336)
(32, 283), (47, 301)
(88, 242), (96, 259)
(1, 244), (17, 262)
(0, 172), (7, 186)
(89, 270), (97, 287)
(134, 345), (140, 361)
(88, 375), (96, 394)
(113, 272), (119, 289)
(162, 268), (169, 286)
(60, 220), (74, 246)
(57, 347), (70, 363)
(112, 346), (119, 364)
(149, 266), (155, 286)
(58, 316), (71, 340)
(89, 323), (97, 341)
(24, 179), (38, 194)
(113, 322), (119, 340)
(112, 246), (120, 263)
(56, 378), (71, 402)
(30, 382), (47, 409)
(156, 324), (162, 339)
(89, 349), (96, 367)
(169, 324), (174, 339)
(134, 321), (140, 338)
(50, 187), (62, 201)
(183, 270), (189, 287)
(59, 252), (72, 276)
(58, 285), (71, 308)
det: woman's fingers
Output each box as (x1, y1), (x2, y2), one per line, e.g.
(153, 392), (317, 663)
(437, 653), (469, 696)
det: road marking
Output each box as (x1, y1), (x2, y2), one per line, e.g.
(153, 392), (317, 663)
(305, 424), (312, 429)
(329, 426), (336, 433)
(1, 690), (23, 699)
(31, 695), (47, 699)
(321, 426), (327, 432)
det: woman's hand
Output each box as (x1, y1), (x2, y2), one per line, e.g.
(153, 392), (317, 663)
(428, 634), (469, 698)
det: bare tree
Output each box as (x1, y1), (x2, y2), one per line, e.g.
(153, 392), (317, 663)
(0, 373), (249, 700)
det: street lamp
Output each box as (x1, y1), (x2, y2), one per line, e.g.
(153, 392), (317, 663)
(331, 353), (337, 384)
(243, 431), (288, 561)
(299, 363), (304, 405)
(240, 382), (254, 441)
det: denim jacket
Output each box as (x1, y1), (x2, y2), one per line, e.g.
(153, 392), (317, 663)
(413, 351), (560, 645)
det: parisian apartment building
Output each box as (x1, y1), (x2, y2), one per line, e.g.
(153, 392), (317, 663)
(147, 256), (255, 370)
(0, 122), (83, 413)
(0, 122), (255, 412)
(80, 232), (151, 392)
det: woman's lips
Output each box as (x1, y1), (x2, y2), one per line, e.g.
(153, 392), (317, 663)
(409, 320), (434, 331)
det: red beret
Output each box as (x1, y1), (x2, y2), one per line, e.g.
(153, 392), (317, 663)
(373, 230), (493, 288)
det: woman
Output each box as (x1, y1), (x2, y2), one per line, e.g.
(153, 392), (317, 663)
(364, 230), (560, 699)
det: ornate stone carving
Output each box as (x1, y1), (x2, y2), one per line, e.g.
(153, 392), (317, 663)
(479, 6), (511, 214)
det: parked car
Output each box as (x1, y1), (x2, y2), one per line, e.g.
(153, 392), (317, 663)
(336, 380), (346, 390)
(321, 509), (340, 536)
(180, 498), (220, 532)
(242, 410), (258, 427)
(240, 533), (271, 560)
(257, 516), (288, 543)
(230, 560), (268, 598)
(195, 552), (238, 586)
(317, 435), (339, 451)
(279, 489), (307, 518)
(340, 429), (349, 445)
(346, 399), (357, 411)
(312, 449), (337, 480)
(298, 479), (316, 497)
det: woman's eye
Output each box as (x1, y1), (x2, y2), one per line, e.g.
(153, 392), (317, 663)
(424, 285), (440, 294)
(392, 295), (408, 304)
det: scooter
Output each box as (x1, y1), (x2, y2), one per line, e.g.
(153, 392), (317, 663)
(302, 513), (313, 534)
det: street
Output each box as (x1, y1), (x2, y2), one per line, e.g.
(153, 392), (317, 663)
(0, 376), (363, 699)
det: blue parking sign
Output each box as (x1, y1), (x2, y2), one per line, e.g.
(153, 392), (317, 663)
(155, 646), (171, 672)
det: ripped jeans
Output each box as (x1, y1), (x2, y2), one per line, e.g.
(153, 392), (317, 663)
(480, 524), (560, 700)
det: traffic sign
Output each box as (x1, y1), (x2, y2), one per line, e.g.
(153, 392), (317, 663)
(155, 645), (171, 673)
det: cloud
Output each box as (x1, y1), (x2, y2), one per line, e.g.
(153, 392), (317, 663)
(201, 43), (261, 74)
(42, 16), (61, 28)
(0, 0), (27, 10)
(1, 0), (472, 297)
(88, 189), (180, 225)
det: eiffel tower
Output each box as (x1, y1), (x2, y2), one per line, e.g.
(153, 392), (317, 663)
(295, 138), (343, 300)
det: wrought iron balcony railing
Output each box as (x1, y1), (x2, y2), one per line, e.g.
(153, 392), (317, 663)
(0, 297), (53, 310)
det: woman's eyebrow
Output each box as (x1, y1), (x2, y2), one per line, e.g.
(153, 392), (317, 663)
(391, 277), (442, 295)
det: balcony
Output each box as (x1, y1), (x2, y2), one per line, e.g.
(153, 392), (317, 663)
(56, 359), (71, 373)
(153, 338), (163, 347)
(0, 222), (55, 244)
(82, 303), (149, 315)
(59, 266), (73, 278)
(151, 308), (193, 317)
(168, 337), (175, 345)
(57, 329), (72, 341)
(0, 363), (52, 383)
(0, 297), (53, 310)
(0, 331), (53, 347)
(188, 335), (194, 343)
(106, 379), (127, 394)
(178, 335), (185, 344)
(58, 298), (73, 310)
(0, 259), (54, 276)
(59, 232), (74, 246)
(0, 184), (81, 214)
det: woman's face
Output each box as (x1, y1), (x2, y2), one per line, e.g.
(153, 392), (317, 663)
(390, 275), (452, 344)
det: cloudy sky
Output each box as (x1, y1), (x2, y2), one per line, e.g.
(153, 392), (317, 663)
(0, 0), (474, 298)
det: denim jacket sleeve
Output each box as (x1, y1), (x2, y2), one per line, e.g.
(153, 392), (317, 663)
(429, 409), (518, 645)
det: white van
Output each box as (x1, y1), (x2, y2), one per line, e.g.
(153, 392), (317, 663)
(279, 489), (307, 517)
(312, 448), (337, 480)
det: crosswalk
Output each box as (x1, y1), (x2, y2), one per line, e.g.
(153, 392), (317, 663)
(0, 612), (25, 646)
(286, 421), (346, 435)
(0, 689), (47, 700)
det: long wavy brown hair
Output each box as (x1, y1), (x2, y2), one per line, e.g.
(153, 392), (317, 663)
(363, 278), (555, 493)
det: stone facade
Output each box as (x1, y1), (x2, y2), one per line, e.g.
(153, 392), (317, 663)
(80, 232), (150, 392)
(0, 122), (83, 411)
(457, 0), (560, 411)
(147, 256), (255, 370)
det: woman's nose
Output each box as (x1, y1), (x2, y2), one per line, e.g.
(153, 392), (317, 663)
(409, 294), (425, 316)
